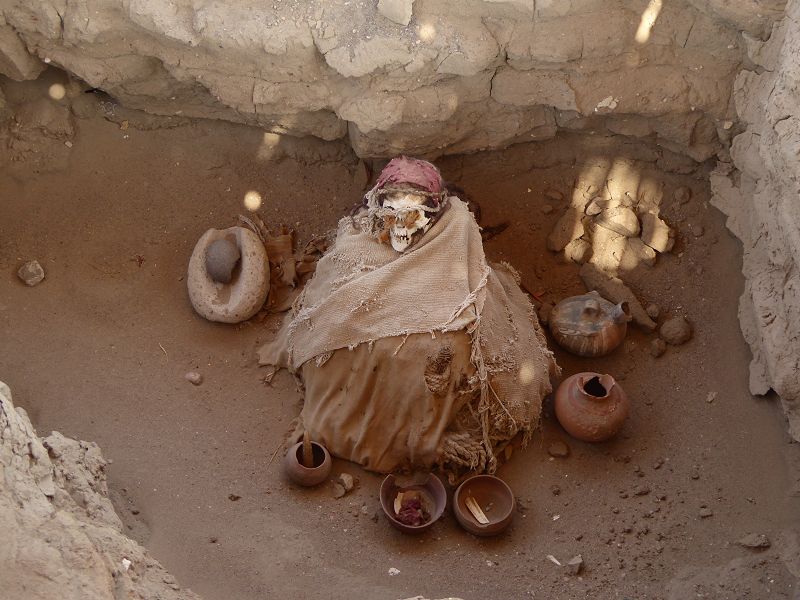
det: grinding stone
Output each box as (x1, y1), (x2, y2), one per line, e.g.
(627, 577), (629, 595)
(205, 238), (240, 283)
(187, 226), (269, 323)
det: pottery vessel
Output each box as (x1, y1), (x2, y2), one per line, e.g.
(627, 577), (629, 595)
(453, 475), (515, 536)
(380, 473), (446, 534)
(555, 372), (629, 442)
(549, 291), (631, 357)
(283, 439), (332, 486)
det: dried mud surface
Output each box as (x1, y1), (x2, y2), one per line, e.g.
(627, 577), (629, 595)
(2, 74), (800, 599)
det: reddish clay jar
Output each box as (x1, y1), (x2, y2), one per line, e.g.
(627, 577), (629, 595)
(554, 372), (629, 442)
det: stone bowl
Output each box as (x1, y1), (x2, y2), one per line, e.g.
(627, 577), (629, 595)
(379, 473), (446, 534)
(187, 226), (269, 323)
(453, 475), (515, 536)
(283, 440), (332, 487)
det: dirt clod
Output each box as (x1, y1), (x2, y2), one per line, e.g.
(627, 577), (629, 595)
(660, 316), (692, 345)
(548, 441), (570, 458)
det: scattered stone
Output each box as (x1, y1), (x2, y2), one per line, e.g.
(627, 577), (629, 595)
(17, 260), (45, 286)
(652, 458), (664, 470)
(388, 567), (401, 576)
(227, 494), (241, 501)
(566, 555), (584, 575)
(332, 482), (346, 498)
(185, 371), (203, 386)
(541, 204), (554, 215)
(674, 186), (692, 204)
(706, 391), (717, 403)
(361, 504), (369, 515)
(659, 316), (692, 345)
(633, 485), (651, 496)
(737, 533), (771, 549)
(377, 0), (414, 26)
(537, 302), (554, 325)
(646, 303), (660, 319)
(579, 263), (657, 331)
(640, 213), (675, 253)
(338, 472), (355, 492)
(547, 209), (585, 252)
(547, 440), (570, 458)
(544, 189), (563, 201)
(691, 467), (700, 480)
(649, 338), (667, 357)
(550, 485), (561, 496)
(64, 140), (73, 148)
(562, 237), (592, 264)
(594, 206), (640, 238)
(699, 507), (713, 518)
(623, 237), (657, 268)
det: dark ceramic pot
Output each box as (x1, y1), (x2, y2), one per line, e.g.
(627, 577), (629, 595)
(453, 475), (515, 536)
(283, 439), (332, 486)
(554, 372), (629, 442)
(379, 473), (446, 534)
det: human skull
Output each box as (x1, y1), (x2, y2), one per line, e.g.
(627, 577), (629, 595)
(381, 190), (436, 252)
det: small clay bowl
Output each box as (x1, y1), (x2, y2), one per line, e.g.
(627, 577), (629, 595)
(283, 440), (332, 487)
(453, 475), (515, 536)
(379, 473), (446, 534)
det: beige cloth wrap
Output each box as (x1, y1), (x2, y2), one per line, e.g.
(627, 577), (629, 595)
(259, 198), (558, 478)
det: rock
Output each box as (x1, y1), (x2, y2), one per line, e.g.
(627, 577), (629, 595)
(594, 207), (640, 238)
(377, 0), (415, 26)
(579, 263), (657, 331)
(0, 381), (199, 600)
(640, 213), (675, 253)
(623, 237), (657, 268)
(562, 237), (592, 264)
(187, 227), (269, 324)
(0, 27), (46, 81)
(17, 260), (45, 286)
(547, 440), (570, 458)
(659, 316), (693, 345)
(737, 533), (771, 549)
(674, 186), (692, 204)
(649, 338), (667, 358)
(547, 209), (585, 252)
(332, 482), (346, 498)
(544, 189), (563, 201)
(338, 472), (355, 492)
(185, 371), (203, 386)
(689, 222), (705, 237)
(585, 196), (620, 216)
(550, 485), (561, 496)
(566, 555), (584, 575)
(537, 301), (554, 325)
(699, 507), (713, 518)
(541, 204), (554, 215)
(633, 485), (651, 496)
(205, 239), (241, 283)
(646, 303), (661, 319)
(388, 567), (401, 576)
(706, 391), (717, 403)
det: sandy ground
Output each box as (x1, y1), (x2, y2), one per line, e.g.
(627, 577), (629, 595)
(2, 73), (800, 600)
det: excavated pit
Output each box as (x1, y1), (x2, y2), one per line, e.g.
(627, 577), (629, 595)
(2, 1), (800, 599)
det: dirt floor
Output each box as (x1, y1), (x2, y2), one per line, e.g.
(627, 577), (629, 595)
(2, 72), (800, 600)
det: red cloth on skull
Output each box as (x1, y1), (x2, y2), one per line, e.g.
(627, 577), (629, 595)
(375, 156), (443, 195)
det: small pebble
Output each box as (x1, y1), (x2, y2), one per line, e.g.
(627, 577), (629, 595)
(550, 485), (562, 496)
(646, 303), (660, 319)
(690, 223), (705, 237)
(17, 260), (45, 286)
(674, 186), (691, 204)
(548, 440), (570, 458)
(649, 338), (667, 358)
(185, 371), (203, 386)
(659, 316), (692, 345)
(566, 555), (583, 575)
(64, 140), (73, 148)
(706, 391), (717, 403)
(388, 567), (400, 576)
(544, 189), (563, 201)
(633, 485), (651, 496)
(332, 482), (346, 498)
(338, 472), (355, 492)
(699, 507), (713, 518)
(541, 204), (554, 215)
(737, 533), (771, 549)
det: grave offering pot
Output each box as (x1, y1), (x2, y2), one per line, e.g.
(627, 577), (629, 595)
(549, 291), (631, 357)
(554, 372), (629, 442)
(284, 433), (332, 487)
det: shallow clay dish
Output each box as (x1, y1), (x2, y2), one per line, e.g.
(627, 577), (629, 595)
(453, 475), (515, 536)
(379, 473), (446, 534)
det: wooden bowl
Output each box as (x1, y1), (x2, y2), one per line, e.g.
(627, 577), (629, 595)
(453, 475), (515, 536)
(379, 473), (446, 534)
